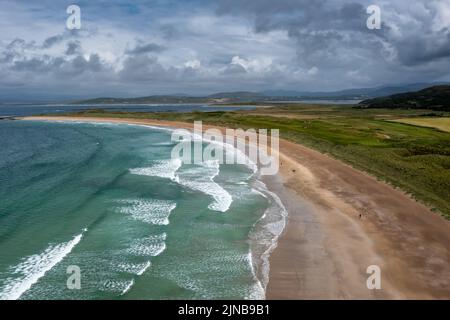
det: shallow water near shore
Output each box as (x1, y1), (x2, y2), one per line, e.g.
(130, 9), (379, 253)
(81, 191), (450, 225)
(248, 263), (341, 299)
(0, 120), (285, 299)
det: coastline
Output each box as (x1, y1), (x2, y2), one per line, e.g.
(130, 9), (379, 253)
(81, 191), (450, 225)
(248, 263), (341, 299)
(20, 116), (450, 299)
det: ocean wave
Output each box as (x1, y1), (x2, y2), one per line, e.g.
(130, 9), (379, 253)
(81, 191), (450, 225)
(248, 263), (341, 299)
(102, 279), (135, 295)
(178, 160), (233, 212)
(191, 132), (258, 176)
(131, 158), (233, 213)
(121, 123), (175, 133)
(156, 250), (266, 299)
(130, 158), (181, 183)
(120, 279), (134, 295)
(128, 233), (167, 257)
(0, 230), (86, 300)
(248, 179), (288, 296)
(245, 252), (265, 300)
(117, 199), (177, 225)
(116, 261), (151, 276)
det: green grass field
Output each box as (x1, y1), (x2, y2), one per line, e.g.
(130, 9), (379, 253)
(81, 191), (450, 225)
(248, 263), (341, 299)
(391, 117), (450, 133)
(61, 105), (450, 219)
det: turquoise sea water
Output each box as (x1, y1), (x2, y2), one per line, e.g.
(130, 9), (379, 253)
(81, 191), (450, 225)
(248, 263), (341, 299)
(0, 120), (286, 300)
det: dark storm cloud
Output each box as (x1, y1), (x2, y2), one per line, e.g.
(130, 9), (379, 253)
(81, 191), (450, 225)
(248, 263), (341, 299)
(41, 30), (86, 49)
(395, 29), (450, 66)
(159, 24), (181, 40)
(125, 42), (166, 55)
(5, 38), (38, 52)
(0, 51), (14, 63)
(216, 0), (368, 32)
(65, 41), (82, 56)
(213, 0), (385, 77)
(42, 35), (64, 49)
(11, 52), (112, 79)
(119, 54), (168, 81)
(215, 0), (450, 68)
(69, 54), (105, 73)
(7, 38), (31, 49)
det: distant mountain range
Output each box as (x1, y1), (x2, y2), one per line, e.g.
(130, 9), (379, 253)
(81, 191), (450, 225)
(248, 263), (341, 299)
(261, 83), (449, 98)
(71, 82), (450, 105)
(359, 85), (450, 111)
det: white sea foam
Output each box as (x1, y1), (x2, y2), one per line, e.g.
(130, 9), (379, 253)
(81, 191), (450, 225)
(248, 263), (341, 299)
(136, 261), (151, 276)
(121, 279), (134, 295)
(117, 261), (151, 276)
(245, 252), (265, 300)
(178, 160), (233, 212)
(131, 157), (233, 213)
(248, 179), (288, 296)
(222, 139), (258, 175)
(130, 158), (182, 183)
(251, 188), (268, 198)
(0, 230), (86, 300)
(117, 199), (177, 225)
(102, 279), (135, 295)
(121, 123), (175, 133)
(128, 233), (167, 257)
(191, 132), (258, 175)
(114, 121), (256, 214)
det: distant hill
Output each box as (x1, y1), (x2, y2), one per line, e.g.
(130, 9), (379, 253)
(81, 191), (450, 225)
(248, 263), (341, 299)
(73, 93), (265, 104)
(207, 91), (264, 99)
(71, 82), (450, 105)
(261, 83), (449, 99)
(74, 96), (209, 104)
(358, 85), (450, 111)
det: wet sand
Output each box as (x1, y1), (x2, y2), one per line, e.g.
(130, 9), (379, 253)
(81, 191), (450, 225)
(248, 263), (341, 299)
(22, 116), (450, 299)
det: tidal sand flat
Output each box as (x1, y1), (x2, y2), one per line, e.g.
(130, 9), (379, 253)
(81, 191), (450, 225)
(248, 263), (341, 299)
(0, 120), (286, 299)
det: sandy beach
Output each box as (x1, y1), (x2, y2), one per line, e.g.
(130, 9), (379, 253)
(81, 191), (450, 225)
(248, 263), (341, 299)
(22, 116), (450, 299)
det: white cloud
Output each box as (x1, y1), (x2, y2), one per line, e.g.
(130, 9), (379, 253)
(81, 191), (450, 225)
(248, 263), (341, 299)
(184, 59), (201, 69)
(230, 55), (273, 73)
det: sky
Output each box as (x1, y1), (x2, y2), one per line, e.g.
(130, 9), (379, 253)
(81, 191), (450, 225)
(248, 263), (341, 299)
(0, 0), (449, 100)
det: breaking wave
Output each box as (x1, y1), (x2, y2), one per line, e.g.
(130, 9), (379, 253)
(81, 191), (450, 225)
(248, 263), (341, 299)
(0, 230), (86, 300)
(117, 199), (177, 225)
(130, 159), (182, 183)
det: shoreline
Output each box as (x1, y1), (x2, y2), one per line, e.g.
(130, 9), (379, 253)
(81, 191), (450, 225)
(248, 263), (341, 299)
(21, 116), (450, 299)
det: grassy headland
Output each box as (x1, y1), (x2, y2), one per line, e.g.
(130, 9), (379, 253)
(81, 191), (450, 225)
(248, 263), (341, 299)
(55, 104), (450, 218)
(359, 85), (450, 111)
